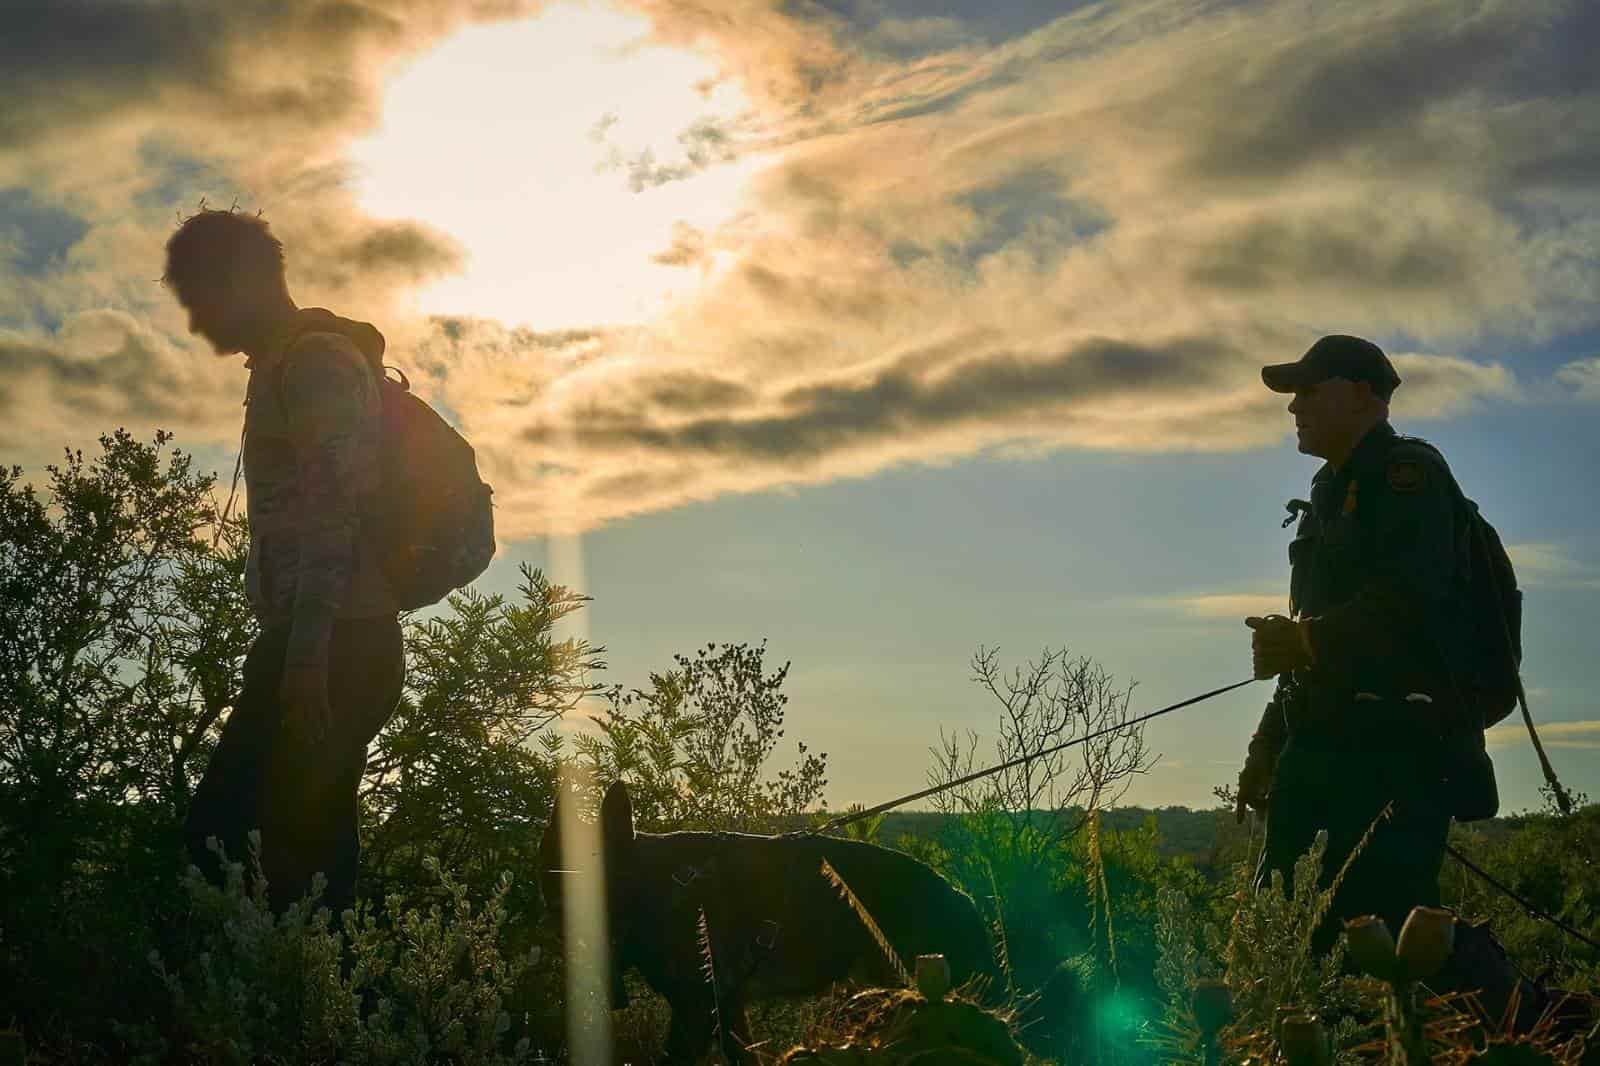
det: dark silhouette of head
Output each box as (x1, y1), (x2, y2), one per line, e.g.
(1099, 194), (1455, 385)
(1262, 334), (1399, 467)
(163, 208), (296, 357)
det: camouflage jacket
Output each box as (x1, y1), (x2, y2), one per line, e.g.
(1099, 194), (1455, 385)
(242, 308), (397, 667)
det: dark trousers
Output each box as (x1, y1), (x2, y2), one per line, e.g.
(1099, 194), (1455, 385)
(1257, 737), (1550, 1028)
(1256, 736), (1451, 952)
(184, 616), (405, 917)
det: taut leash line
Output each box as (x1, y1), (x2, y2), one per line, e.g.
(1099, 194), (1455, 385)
(1446, 842), (1600, 953)
(811, 677), (1258, 835)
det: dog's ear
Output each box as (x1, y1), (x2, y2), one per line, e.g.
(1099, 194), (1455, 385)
(601, 780), (635, 850)
(539, 793), (561, 868)
(536, 791), (564, 921)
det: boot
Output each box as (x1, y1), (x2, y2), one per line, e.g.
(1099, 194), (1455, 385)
(1425, 919), (1550, 1033)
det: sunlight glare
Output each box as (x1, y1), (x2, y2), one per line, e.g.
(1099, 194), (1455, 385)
(557, 763), (613, 1066)
(350, 2), (762, 330)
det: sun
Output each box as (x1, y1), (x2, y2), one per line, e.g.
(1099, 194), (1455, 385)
(349, 2), (763, 331)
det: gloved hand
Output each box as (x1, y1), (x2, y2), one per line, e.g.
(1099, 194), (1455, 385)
(1245, 614), (1314, 679)
(1236, 739), (1277, 824)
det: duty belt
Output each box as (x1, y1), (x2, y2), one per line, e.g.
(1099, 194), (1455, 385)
(1286, 682), (1441, 741)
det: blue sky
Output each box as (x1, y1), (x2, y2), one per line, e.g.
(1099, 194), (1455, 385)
(474, 326), (1600, 812)
(2, 0), (1598, 812)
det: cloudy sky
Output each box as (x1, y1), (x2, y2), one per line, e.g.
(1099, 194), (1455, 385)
(3, 0), (1598, 813)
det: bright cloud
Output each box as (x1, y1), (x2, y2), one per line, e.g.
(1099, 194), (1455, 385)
(348, 3), (769, 331)
(1, 0), (1597, 535)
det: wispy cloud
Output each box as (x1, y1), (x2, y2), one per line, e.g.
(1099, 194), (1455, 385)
(1172, 593), (1288, 621)
(1388, 353), (1519, 418)
(1140, 541), (1598, 628)
(1505, 543), (1600, 591)
(1555, 357), (1600, 402)
(1133, 589), (1287, 621)
(1, 0), (1596, 535)
(0, 309), (240, 452)
(1488, 719), (1600, 752)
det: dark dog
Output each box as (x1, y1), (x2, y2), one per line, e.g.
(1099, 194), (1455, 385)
(540, 782), (999, 1064)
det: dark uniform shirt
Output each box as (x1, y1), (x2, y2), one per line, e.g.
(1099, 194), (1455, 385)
(1259, 420), (1472, 746)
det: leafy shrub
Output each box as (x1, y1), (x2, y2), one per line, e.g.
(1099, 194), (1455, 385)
(360, 566), (603, 917)
(1442, 796), (1600, 989)
(141, 838), (540, 1065)
(1151, 832), (1371, 1064)
(574, 639), (827, 833)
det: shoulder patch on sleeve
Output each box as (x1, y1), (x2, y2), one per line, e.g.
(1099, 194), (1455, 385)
(1387, 457), (1426, 493)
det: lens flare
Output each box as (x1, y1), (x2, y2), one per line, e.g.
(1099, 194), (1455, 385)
(557, 763), (613, 1065)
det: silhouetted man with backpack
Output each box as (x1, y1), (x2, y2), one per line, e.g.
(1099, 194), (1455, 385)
(1236, 334), (1544, 1024)
(166, 208), (492, 918)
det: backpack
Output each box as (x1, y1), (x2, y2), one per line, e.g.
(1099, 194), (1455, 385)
(272, 336), (496, 611)
(1458, 499), (1523, 729)
(1393, 438), (1522, 821)
(1398, 437), (1523, 730)
(365, 364), (497, 610)
(1449, 496), (1523, 821)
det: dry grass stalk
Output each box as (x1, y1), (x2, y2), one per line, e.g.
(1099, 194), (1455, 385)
(698, 906), (725, 1048)
(983, 863), (1015, 997)
(1086, 807), (1119, 985)
(819, 859), (911, 988)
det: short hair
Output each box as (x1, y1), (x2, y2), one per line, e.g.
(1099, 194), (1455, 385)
(162, 208), (285, 293)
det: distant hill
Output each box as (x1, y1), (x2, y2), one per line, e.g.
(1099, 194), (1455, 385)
(872, 806), (1523, 865)
(875, 807), (1224, 861)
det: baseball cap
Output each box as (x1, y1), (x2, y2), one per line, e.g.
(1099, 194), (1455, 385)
(1261, 335), (1402, 399)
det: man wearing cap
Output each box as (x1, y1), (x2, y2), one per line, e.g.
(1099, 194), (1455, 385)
(1235, 334), (1557, 1026)
(1235, 334), (1473, 949)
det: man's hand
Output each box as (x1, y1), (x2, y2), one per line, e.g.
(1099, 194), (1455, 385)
(1245, 614), (1314, 679)
(279, 662), (333, 744)
(1236, 744), (1276, 824)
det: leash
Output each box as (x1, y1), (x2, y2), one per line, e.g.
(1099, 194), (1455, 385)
(808, 677), (1258, 835)
(213, 418), (246, 548)
(801, 670), (1600, 956)
(1445, 842), (1600, 954)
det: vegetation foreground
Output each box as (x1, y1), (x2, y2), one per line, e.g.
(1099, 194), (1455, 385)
(3, 431), (1598, 1064)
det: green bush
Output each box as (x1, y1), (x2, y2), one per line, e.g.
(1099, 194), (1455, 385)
(1442, 798), (1600, 989)
(573, 639), (828, 834)
(1151, 833), (1374, 1065)
(138, 838), (539, 1065)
